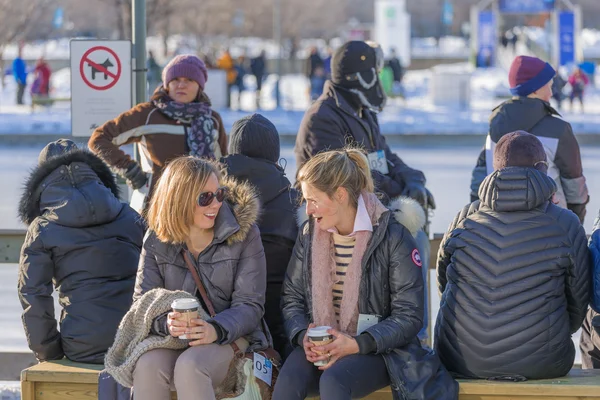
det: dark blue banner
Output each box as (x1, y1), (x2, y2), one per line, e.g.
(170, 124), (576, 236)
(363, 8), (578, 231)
(477, 11), (496, 68)
(559, 11), (575, 66)
(499, 0), (554, 13)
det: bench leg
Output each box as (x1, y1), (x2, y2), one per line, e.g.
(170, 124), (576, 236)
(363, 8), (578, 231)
(21, 380), (35, 400)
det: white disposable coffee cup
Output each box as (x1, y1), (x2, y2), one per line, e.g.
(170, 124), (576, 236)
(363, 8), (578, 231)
(171, 298), (200, 339)
(307, 326), (334, 367)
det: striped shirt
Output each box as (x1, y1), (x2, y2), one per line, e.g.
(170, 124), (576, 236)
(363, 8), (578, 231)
(332, 232), (356, 323)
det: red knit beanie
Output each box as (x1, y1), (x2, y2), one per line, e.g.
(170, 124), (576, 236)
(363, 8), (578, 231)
(508, 56), (555, 97)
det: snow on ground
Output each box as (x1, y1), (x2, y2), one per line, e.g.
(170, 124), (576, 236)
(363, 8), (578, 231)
(4, 61), (600, 136)
(3, 32), (600, 136)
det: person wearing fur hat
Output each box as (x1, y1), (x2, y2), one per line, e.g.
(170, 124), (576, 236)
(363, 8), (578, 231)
(274, 148), (457, 400)
(89, 54), (228, 212)
(470, 55), (589, 223)
(295, 40), (435, 341)
(130, 156), (269, 400)
(17, 139), (144, 364)
(220, 113), (300, 358)
(437, 131), (590, 379)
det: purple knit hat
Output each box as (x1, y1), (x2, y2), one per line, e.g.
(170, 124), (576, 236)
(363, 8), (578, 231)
(162, 55), (208, 90)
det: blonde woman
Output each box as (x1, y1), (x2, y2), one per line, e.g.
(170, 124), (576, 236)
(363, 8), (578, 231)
(132, 156), (268, 400)
(274, 148), (457, 400)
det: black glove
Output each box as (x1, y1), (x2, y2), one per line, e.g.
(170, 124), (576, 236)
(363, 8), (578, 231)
(124, 161), (148, 190)
(401, 184), (436, 210)
(567, 202), (587, 224)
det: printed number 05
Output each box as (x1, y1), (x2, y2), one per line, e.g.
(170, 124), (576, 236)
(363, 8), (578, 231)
(255, 360), (268, 374)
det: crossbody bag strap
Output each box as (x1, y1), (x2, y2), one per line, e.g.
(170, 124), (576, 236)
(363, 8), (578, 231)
(181, 249), (242, 355)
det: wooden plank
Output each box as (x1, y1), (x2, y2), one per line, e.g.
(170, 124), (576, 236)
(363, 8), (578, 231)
(0, 232), (440, 266)
(20, 380), (35, 400)
(460, 396), (600, 400)
(0, 229), (27, 263)
(35, 382), (97, 400)
(22, 359), (102, 384)
(458, 369), (600, 397)
(429, 234), (443, 269)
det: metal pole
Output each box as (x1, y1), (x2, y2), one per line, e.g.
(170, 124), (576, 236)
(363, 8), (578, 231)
(132, 0), (147, 105)
(274, 0), (282, 109)
(132, 0), (146, 162)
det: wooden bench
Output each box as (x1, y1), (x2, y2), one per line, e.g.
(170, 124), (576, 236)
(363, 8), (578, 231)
(30, 96), (70, 112)
(21, 359), (600, 400)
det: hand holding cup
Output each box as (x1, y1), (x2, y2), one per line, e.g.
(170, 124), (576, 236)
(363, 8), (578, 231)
(312, 328), (360, 370)
(169, 298), (200, 339)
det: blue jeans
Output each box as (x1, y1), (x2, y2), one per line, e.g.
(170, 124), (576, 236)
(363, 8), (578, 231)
(415, 229), (430, 341)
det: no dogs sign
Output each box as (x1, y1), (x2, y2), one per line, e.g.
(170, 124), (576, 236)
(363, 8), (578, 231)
(70, 40), (132, 136)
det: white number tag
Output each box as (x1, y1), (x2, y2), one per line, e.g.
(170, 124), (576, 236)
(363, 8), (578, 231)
(367, 150), (389, 175)
(253, 352), (273, 386)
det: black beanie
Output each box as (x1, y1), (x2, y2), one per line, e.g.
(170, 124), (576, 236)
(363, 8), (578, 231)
(493, 131), (548, 173)
(331, 41), (378, 88)
(38, 139), (78, 165)
(228, 113), (280, 162)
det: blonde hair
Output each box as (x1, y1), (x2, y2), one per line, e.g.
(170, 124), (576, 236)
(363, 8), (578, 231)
(297, 147), (375, 208)
(146, 156), (221, 243)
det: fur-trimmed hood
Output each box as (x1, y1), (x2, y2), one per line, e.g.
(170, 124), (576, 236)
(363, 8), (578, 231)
(18, 149), (122, 227)
(296, 195), (425, 238)
(217, 176), (261, 245)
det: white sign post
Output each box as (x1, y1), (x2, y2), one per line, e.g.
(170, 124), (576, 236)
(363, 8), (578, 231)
(70, 40), (132, 137)
(374, 0), (411, 67)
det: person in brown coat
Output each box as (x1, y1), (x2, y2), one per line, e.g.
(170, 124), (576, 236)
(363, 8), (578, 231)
(88, 54), (227, 208)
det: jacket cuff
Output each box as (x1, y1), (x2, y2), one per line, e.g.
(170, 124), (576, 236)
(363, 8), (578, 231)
(36, 337), (65, 362)
(354, 332), (377, 355)
(294, 329), (307, 347)
(208, 321), (227, 343)
(150, 312), (169, 337)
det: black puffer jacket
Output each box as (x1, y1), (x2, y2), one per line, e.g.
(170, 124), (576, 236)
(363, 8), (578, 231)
(221, 154), (299, 246)
(295, 80), (425, 200)
(283, 202), (458, 399)
(18, 150), (144, 363)
(436, 167), (590, 379)
(220, 154), (300, 356)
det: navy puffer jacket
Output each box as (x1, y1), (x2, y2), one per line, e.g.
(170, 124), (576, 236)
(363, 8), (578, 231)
(18, 150), (144, 363)
(436, 167), (590, 379)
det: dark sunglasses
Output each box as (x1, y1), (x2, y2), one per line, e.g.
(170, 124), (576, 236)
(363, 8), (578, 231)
(197, 187), (228, 207)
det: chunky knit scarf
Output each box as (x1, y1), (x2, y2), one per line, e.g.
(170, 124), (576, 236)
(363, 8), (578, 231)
(104, 289), (206, 388)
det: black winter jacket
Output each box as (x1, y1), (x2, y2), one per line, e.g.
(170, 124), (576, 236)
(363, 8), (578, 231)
(18, 150), (144, 363)
(221, 154), (299, 249)
(283, 208), (458, 399)
(437, 167), (590, 379)
(220, 154), (300, 355)
(295, 80), (426, 201)
(470, 97), (588, 221)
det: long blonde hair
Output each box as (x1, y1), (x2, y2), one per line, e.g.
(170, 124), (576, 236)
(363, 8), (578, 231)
(297, 147), (375, 208)
(146, 156), (221, 243)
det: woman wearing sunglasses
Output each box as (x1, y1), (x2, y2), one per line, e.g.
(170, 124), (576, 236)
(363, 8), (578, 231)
(131, 156), (268, 400)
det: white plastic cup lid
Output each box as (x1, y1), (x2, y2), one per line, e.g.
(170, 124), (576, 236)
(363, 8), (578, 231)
(171, 298), (200, 310)
(307, 326), (332, 337)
